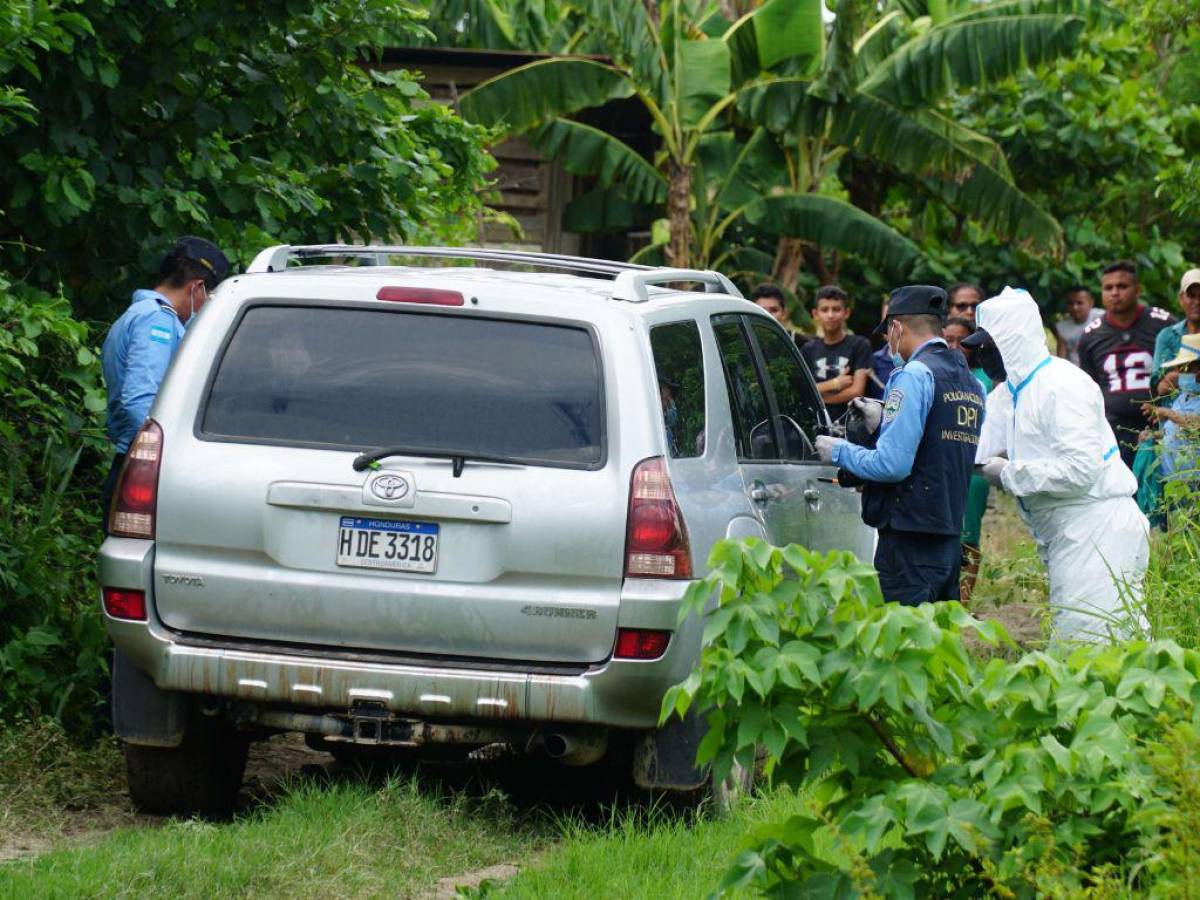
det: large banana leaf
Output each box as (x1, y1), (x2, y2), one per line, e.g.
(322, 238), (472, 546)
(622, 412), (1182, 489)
(678, 38), (732, 128)
(922, 162), (1064, 254)
(458, 58), (634, 132)
(724, 0), (824, 85)
(734, 77), (826, 137)
(571, 0), (669, 102)
(743, 193), (923, 274)
(853, 10), (908, 79)
(942, 0), (1122, 28)
(696, 129), (786, 213)
(562, 186), (641, 233)
(831, 95), (1012, 181)
(528, 119), (667, 205)
(859, 14), (1088, 107)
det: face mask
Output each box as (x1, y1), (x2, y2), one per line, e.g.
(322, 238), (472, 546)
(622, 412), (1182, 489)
(187, 282), (208, 322)
(974, 341), (1007, 384)
(1180, 373), (1199, 394)
(887, 322), (905, 368)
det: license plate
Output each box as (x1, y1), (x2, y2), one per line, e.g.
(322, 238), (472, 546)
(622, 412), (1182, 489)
(335, 517), (439, 573)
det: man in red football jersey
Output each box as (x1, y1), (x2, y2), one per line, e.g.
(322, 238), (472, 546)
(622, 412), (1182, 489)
(1076, 260), (1177, 468)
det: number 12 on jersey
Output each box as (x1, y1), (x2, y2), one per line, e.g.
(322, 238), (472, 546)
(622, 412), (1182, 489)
(1102, 351), (1152, 393)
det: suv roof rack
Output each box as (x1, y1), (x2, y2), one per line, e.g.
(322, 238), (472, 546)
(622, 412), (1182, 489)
(245, 244), (649, 277)
(244, 245), (743, 303)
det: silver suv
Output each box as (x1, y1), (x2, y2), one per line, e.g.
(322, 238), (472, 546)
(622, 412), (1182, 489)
(99, 246), (874, 814)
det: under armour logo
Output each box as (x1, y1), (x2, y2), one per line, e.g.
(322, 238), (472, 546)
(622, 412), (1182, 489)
(814, 356), (849, 380)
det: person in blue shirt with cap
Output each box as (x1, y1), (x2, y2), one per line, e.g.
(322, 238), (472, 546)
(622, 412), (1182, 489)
(815, 285), (986, 606)
(100, 236), (230, 523)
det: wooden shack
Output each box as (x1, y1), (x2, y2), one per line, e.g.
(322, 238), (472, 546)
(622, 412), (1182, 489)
(375, 47), (652, 258)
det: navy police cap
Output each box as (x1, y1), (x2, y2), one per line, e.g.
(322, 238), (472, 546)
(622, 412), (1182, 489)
(873, 284), (949, 334)
(175, 235), (230, 283)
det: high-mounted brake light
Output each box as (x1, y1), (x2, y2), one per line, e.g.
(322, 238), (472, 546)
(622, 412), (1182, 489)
(614, 628), (671, 660)
(102, 588), (147, 621)
(624, 456), (692, 578)
(108, 420), (163, 539)
(376, 287), (465, 306)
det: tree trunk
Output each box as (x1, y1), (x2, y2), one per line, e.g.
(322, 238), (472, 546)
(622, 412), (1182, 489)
(667, 160), (692, 269)
(771, 236), (805, 294)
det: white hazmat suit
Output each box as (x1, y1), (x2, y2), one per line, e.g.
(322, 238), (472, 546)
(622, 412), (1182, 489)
(974, 287), (1149, 642)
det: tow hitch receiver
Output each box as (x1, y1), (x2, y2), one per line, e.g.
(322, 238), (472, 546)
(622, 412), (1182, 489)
(246, 706), (514, 748)
(351, 705), (387, 744)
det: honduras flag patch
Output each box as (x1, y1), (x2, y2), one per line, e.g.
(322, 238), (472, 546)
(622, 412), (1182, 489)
(149, 325), (172, 344)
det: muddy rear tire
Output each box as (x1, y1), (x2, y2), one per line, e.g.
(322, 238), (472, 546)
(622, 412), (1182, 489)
(659, 757), (755, 819)
(125, 711), (249, 817)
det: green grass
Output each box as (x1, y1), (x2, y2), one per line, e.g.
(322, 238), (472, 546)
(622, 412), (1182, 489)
(0, 718), (127, 852)
(497, 790), (826, 900)
(969, 492), (1048, 610)
(0, 776), (545, 899)
(1144, 486), (1200, 649)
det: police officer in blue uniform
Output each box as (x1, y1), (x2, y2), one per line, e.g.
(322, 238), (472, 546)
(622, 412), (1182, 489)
(100, 237), (229, 522)
(815, 286), (985, 605)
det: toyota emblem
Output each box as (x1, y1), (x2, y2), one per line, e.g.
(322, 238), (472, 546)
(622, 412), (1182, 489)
(370, 473), (410, 500)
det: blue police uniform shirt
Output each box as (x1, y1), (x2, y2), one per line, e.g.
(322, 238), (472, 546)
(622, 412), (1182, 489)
(834, 337), (984, 535)
(834, 337), (943, 482)
(101, 290), (186, 453)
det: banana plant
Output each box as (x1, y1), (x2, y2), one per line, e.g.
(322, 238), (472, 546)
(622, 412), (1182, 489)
(459, 0), (1120, 284)
(460, 0), (829, 269)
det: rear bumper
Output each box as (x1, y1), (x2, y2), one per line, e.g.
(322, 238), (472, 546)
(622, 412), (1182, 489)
(101, 538), (700, 730)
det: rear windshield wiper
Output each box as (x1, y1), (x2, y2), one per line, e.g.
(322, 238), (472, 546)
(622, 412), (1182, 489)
(352, 446), (521, 478)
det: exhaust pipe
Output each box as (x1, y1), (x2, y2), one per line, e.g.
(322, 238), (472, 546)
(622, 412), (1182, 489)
(543, 730), (607, 766)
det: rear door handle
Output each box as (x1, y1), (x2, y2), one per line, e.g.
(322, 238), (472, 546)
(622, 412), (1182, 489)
(804, 487), (821, 508)
(749, 480), (769, 505)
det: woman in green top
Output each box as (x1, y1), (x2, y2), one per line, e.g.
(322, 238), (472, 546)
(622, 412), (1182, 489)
(944, 317), (994, 605)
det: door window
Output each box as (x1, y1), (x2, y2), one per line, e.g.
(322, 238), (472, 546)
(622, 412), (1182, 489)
(649, 321), (706, 458)
(713, 316), (777, 461)
(749, 320), (824, 461)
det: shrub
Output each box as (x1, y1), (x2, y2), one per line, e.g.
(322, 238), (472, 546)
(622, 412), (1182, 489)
(0, 273), (109, 734)
(664, 538), (1200, 896)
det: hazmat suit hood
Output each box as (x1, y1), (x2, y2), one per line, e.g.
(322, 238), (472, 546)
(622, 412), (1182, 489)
(975, 286), (1050, 383)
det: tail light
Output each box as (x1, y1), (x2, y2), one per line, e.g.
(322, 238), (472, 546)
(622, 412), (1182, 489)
(108, 420), (163, 539)
(103, 588), (146, 621)
(624, 456), (692, 578)
(614, 628), (671, 660)
(376, 287), (464, 306)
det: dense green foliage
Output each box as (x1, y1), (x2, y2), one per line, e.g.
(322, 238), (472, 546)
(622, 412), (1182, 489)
(457, 0), (1100, 285)
(433, 0), (1200, 323)
(924, 10), (1200, 306)
(665, 538), (1200, 896)
(0, 0), (493, 733)
(1, 0), (493, 318)
(0, 278), (108, 733)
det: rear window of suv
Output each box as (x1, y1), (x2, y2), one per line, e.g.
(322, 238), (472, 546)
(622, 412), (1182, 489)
(200, 304), (605, 468)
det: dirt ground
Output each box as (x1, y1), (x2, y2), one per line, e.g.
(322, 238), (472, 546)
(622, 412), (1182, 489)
(0, 734), (336, 863)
